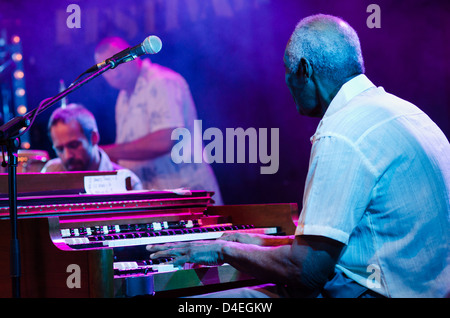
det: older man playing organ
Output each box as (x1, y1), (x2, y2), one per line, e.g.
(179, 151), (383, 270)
(147, 14), (450, 298)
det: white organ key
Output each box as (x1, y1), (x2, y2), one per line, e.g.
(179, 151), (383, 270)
(153, 264), (177, 273)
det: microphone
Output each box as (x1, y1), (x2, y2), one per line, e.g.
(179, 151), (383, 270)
(90, 35), (162, 71)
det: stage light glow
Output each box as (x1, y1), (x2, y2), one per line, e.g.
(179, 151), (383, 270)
(15, 88), (25, 97)
(21, 141), (31, 149)
(12, 53), (23, 62)
(11, 35), (20, 44)
(17, 105), (27, 115)
(14, 70), (24, 80)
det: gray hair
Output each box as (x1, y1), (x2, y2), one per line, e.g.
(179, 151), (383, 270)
(48, 103), (98, 141)
(286, 14), (365, 84)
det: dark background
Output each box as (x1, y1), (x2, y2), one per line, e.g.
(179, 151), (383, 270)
(0, 0), (448, 208)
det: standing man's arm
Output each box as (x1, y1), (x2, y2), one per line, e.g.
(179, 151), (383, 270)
(101, 128), (175, 162)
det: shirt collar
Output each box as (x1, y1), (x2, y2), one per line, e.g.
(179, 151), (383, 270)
(97, 148), (114, 171)
(323, 74), (375, 118)
(310, 74), (375, 144)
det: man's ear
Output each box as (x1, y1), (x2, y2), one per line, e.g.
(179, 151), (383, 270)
(299, 57), (313, 79)
(91, 130), (100, 146)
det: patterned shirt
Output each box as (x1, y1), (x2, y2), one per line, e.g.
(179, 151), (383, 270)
(114, 59), (223, 204)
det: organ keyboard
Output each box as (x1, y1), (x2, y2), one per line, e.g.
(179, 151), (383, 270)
(0, 171), (298, 298)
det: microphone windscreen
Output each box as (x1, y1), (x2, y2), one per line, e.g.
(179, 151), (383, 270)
(143, 36), (162, 54)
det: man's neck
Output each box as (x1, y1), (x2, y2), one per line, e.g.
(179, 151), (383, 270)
(314, 74), (360, 117)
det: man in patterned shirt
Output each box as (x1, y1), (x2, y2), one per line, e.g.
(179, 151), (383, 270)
(94, 37), (223, 204)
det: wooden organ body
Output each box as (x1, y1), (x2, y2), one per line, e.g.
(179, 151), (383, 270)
(0, 171), (298, 297)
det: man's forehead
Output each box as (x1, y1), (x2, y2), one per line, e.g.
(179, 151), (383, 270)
(104, 39), (128, 52)
(95, 42), (126, 60)
(51, 120), (84, 136)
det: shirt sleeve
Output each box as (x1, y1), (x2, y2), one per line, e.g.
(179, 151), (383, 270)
(296, 135), (378, 245)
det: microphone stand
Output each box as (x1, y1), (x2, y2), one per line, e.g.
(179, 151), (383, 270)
(0, 62), (113, 298)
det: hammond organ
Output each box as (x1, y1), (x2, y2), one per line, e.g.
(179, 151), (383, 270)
(0, 171), (298, 297)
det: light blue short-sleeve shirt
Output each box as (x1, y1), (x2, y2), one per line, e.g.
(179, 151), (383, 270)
(295, 75), (450, 297)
